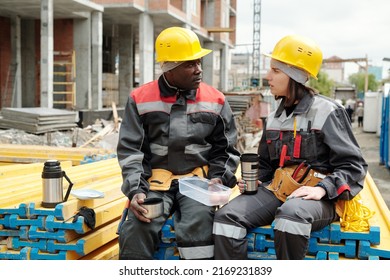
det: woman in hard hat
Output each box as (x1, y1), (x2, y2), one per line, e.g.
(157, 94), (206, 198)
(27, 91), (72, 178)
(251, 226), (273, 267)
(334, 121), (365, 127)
(213, 35), (367, 259)
(117, 27), (240, 259)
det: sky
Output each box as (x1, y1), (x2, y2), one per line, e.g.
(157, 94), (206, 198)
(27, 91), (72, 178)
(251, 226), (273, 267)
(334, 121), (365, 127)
(235, 0), (390, 69)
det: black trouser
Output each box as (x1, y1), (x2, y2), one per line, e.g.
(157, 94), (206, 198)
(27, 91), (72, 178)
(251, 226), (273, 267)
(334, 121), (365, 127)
(213, 186), (337, 259)
(119, 184), (215, 260)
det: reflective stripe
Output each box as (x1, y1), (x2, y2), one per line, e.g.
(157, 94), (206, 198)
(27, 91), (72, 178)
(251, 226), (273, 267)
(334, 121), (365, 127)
(178, 245), (214, 259)
(137, 101), (173, 115)
(150, 143), (168, 156)
(119, 153), (143, 168)
(274, 217), (311, 237)
(187, 102), (223, 115)
(185, 143), (211, 154)
(213, 222), (247, 239)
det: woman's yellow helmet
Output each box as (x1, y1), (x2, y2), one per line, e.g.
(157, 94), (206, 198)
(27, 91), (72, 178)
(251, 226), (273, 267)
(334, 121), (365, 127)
(264, 35), (323, 79)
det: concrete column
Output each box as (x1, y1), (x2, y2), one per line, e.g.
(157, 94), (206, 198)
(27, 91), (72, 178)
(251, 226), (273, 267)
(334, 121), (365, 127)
(91, 11), (103, 110)
(74, 16), (91, 109)
(138, 14), (154, 84)
(40, 0), (54, 108)
(118, 24), (133, 107)
(10, 16), (22, 107)
(202, 42), (215, 88)
(21, 19), (36, 107)
(220, 44), (229, 91)
(110, 24), (119, 74)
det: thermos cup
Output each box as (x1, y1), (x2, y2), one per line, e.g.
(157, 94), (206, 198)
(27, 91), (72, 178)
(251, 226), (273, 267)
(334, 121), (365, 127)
(240, 153), (259, 194)
(41, 160), (74, 208)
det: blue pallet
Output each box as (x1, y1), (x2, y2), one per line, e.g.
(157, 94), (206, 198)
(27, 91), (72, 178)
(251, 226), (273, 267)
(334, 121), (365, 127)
(248, 224), (275, 238)
(247, 248), (277, 260)
(45, 215), (85, 233)
(80, 154), (117, 164)
(358, 240), (390, 259)
(161, 224), (176, 244)
(330, 223), (380, 245)
(0, 203), (28, 218)
(0, 247), (30, 260)
(29, 248), (68, 260)
(10, 237), (47, 251)
(28, 225), (80, 243)
(8, 215), (46, 230)
(0, 215), (11, 228)
(308, 238), (356, 258)
(0, 226), (28, 240)
(28, 203), (67, 220)
(154, 246), (179, 260)
(304, 251), (328, 260)
(254, 234), (274, 252)
(46, 239), (86, 256)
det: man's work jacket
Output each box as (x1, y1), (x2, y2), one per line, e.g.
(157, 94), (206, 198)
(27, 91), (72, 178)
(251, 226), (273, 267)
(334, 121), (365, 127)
(117, 76), (240, 200)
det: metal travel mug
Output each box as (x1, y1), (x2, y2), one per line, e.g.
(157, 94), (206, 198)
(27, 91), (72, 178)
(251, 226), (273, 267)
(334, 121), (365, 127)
(240, 153), (259, 194)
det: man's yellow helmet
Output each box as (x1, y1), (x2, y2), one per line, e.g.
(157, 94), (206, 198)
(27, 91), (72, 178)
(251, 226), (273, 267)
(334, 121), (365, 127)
(155, 27), (212, 62)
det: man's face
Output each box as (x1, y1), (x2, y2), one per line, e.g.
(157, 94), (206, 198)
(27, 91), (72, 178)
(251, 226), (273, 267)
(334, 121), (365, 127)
(168, 59), (203, 90)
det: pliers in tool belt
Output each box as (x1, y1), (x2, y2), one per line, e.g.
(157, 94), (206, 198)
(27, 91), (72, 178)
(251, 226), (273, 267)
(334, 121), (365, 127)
(292, 161), (312, 183)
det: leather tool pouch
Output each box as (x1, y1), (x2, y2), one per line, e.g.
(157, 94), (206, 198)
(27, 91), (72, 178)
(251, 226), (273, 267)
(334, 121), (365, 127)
(266, 165), (324, 202)
(148, 166), (208, 191)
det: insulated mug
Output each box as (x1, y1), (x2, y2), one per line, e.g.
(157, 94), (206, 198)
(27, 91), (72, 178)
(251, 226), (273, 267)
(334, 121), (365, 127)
(240, 153), (259, 194)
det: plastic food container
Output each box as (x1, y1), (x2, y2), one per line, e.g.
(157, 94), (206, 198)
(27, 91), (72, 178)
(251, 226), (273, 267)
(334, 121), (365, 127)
(178, 177), (232, 206)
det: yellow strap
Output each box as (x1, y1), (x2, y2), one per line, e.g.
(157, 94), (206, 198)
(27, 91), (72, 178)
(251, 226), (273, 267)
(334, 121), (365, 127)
(293, 117), (297, 138)
(148, 166), (208, 191)
(339, 194), (375, 232)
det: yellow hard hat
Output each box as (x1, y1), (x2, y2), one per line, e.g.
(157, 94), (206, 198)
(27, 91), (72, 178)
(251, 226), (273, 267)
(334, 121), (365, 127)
(264, 35), (323, 79)
(155, 27), (212, 62)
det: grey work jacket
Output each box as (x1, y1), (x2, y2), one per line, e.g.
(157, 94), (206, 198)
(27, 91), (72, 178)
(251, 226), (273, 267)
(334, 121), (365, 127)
(258, 93), (367, 201)
(117, 76), (240, 200)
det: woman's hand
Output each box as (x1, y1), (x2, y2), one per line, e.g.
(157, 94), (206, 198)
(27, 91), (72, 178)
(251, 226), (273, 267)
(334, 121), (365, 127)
(287, 186), (326, 201)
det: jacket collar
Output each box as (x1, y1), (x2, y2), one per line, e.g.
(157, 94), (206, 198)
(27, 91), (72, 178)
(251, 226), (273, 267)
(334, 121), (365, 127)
(274, 92), (315, 117)
(158, 75), (197, 101)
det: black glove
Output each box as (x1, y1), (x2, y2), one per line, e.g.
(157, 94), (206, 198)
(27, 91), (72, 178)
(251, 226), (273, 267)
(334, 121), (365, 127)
(72, 206), (96, 229)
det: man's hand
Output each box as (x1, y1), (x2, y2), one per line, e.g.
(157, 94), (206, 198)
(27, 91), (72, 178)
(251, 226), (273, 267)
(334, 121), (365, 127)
(236, 179), (262, 193)
(129, 193), (151, 223)
(209, 178), (223, 185)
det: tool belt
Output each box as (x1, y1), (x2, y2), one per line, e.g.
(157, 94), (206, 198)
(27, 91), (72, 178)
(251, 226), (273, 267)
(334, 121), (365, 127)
(266, 165), (345, 217)
(148, 166), (208, 191)
(266, 165), (325, 202)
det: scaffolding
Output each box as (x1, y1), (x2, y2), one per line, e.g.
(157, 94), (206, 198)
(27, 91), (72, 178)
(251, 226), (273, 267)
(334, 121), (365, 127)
(53, 50), (76, 109)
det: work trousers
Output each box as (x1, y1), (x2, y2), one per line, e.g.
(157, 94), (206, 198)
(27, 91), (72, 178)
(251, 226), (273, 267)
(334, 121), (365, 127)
(119, 185), (215, 260)
(213, 186), (337, 259)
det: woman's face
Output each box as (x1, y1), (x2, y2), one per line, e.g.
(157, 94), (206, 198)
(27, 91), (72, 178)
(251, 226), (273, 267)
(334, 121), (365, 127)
(265, 61), (290, 97)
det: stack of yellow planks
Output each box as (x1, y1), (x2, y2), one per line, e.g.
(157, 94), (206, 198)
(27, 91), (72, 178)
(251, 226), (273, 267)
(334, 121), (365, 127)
(0, 157), (125, 260)
(0, 144), (115, 165)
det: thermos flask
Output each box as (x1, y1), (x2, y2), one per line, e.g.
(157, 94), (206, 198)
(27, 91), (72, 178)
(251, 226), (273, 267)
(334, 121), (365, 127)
(240, 153), (259, 195)
(41, 160), (74, 208)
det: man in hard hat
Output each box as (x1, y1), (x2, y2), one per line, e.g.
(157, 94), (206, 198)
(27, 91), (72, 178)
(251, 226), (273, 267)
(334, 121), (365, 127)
(213, 35), (367, 259)
(117, 26), (240, 259)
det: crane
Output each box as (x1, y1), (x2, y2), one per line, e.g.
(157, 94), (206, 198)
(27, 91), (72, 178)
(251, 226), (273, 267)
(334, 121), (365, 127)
(251, 0), (262, 88)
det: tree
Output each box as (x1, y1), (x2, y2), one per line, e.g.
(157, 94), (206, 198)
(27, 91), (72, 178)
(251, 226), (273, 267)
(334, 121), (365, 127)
(348, 72), (379, 93)
(308, 71), (334, 97)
